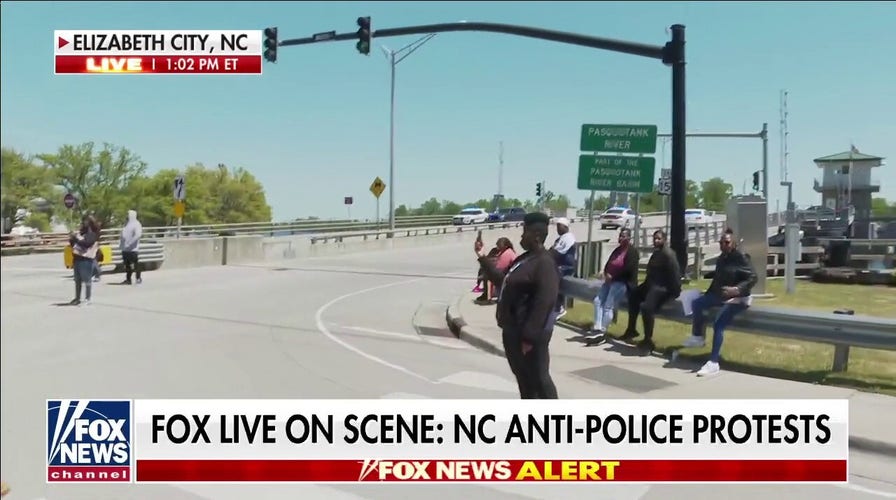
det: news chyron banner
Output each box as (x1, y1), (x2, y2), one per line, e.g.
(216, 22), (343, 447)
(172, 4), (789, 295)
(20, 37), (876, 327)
(54, 30), (263, 75)
(47, 399), (848, 484)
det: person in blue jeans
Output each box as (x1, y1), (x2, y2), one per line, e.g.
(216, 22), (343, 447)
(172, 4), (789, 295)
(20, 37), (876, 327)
(683, 228), (758, 376)
(550, 218), (577, 318)
(585, 228), (640, 341)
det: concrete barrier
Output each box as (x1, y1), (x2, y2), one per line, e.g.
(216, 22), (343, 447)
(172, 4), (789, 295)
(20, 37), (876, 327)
(221, 235), (266, 265)
(162, 237), (224, 269)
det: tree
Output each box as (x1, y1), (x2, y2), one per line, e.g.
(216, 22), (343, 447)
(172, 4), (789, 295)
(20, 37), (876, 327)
(36, 142), (147, 226)
(1, 148), (58, 226)
(546, 194), (570, 213)
(698, 177), (734, 211)
(871, 198), (896, 217)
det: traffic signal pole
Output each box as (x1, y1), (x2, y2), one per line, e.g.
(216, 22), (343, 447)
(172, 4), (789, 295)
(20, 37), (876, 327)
(276, 20), (688, 270)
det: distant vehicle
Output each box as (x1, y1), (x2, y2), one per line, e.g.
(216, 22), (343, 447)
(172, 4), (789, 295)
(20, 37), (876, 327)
(488, 207), (527, 222)
(685, 208), (710, 229)
(598, 207), (641, 230)
(452, 207), (489, 225)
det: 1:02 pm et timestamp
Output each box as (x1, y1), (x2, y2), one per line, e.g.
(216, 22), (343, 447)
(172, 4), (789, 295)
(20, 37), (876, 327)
(158, 56), (243, 73)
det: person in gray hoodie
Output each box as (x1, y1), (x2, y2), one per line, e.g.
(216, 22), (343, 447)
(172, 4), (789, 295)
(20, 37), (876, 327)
(119, 210), (143, 284)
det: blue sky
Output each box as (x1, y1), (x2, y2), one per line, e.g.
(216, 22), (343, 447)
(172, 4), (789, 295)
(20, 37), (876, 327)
(2, 1), (894, 220)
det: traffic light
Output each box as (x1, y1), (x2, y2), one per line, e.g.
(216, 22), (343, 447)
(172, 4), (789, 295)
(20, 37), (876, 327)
(536, 182), (542, 197)
(752, 171), (760, 191)
(356, 16), (371, 55)
(263, 27), (278, 63)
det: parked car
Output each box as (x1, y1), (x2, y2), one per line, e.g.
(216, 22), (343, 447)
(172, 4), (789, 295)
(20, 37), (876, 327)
(488, 207), (527, 222)
(685, 208), (710, 229)
(598, 207), (641, 230)
(452, 207), (489, 225)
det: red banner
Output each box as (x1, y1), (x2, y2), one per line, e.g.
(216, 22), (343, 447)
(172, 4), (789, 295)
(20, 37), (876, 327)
(136, 459), (847, 483)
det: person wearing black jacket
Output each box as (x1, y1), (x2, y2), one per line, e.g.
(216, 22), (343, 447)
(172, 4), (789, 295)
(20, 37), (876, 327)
(683, 228), (758, 376)
(475, 211), (560, 399)
(585, 228), (640, 341)
(69, 215), (100, 306)
(621, 229), (681, 352)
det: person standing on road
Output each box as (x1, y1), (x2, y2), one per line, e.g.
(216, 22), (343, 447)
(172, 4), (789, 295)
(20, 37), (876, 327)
(550, 217), (577, 319)
(585, 228), (640, 341)
(92, 219), (103, 282)
(474, 212), (560, 399)
(622, 229), (681, 352)
(69, 215), (100, 306)
(119, 209), (143, 285)
(684, 228), (757, 376)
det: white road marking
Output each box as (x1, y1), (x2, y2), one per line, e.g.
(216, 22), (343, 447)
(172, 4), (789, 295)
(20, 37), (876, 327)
(380, 392), (432, 399)
(172, 483), (369, 499)
(437, 371), (518, 393)
(315, 275), (474, 384)
(837, 482), (896, 498)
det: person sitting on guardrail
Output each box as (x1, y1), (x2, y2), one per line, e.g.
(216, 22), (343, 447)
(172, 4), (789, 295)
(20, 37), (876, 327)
(69, 215), (100, 306)
(473, 245), (501, 300)
(550, 217), (577, 319)
(622, 229), (682, 353)
(684, 228), (758, 376)
(585, 228), (640, 341)
(474, 211), (560, 399)
(119, 209), (144, 285)
(476, 237), (517, 304)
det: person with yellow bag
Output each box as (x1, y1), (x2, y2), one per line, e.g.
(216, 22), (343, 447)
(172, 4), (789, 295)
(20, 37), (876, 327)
(69, 215), (101, 306)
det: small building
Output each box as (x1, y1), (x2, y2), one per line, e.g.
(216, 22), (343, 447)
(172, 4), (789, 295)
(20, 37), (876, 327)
(812, 148), (884, 223)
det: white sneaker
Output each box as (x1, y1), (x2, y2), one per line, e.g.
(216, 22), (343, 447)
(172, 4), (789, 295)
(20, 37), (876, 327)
(682, 335), (706, 348)
(556, 307), (567, 319)
(697, 361), (720, 376)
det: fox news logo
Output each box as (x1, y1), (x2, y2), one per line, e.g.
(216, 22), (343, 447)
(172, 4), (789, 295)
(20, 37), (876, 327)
(46, 399), (131, 482)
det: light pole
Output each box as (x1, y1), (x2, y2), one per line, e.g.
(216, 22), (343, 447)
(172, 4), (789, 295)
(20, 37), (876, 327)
(380, 33), (437, 231)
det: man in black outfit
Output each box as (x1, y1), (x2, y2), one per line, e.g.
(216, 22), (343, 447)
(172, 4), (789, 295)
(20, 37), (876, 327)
(475, 212), (560, 399)
(620, 229), (682, 352)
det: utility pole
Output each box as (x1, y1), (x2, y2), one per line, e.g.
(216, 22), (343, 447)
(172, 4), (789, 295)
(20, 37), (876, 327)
(498, 141), (504, 197)
(381, 33), (437, 232)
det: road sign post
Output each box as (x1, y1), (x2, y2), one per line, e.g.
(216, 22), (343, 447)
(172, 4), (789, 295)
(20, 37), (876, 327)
(345, 196), (353, 220)
(173, 175), (185, 239)
(369, 176), (386, 231)
(63, 193), (77, 230)
(659, 168), (672, 232)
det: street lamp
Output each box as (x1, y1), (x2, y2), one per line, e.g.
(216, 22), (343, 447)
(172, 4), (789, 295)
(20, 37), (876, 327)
(380, 33), (437, 231)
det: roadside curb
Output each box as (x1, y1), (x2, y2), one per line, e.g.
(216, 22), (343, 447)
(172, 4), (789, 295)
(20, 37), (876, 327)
(446, 296), (505, 358)
(849, 435), (896, 458)
(446, 294), (896, 459)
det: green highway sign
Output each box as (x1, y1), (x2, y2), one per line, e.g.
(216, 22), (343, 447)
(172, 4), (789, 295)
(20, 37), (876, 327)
(577, 155), (656, 193)
(580, 124), (658, 154)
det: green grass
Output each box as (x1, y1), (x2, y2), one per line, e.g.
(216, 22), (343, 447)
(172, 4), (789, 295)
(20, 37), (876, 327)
(562, 279), (896, 395)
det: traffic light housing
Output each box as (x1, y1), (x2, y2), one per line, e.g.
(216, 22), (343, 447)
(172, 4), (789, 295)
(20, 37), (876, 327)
(356, 16), (371, 55)
(536, 182), (542, 197)
(752, 171), (760, 191)
(264, 27), (278, 63)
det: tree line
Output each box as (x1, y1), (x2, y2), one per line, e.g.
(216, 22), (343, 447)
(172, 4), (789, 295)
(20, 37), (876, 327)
(393, 177), (739, 217)
(1, 143), (272, 232)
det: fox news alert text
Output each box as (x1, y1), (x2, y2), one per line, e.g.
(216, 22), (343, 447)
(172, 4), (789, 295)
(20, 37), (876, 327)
(53, 30), (263, 75)
(48, 399), (849, 484)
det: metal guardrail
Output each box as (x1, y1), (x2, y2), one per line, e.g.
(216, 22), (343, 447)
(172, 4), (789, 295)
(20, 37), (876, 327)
(0, 215), (455, 252)
(105, 241), (165, 271)
(559, 276), (896, 372)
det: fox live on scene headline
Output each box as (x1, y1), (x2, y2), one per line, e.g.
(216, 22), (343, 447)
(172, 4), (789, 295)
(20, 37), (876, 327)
(46, 398), (849, 485)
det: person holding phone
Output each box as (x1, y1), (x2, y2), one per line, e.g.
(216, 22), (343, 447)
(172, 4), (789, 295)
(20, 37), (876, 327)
(474, 212), (560, 399)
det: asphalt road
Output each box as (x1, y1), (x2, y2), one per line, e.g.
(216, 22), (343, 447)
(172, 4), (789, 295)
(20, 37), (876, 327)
(2, 225), (893, 500)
